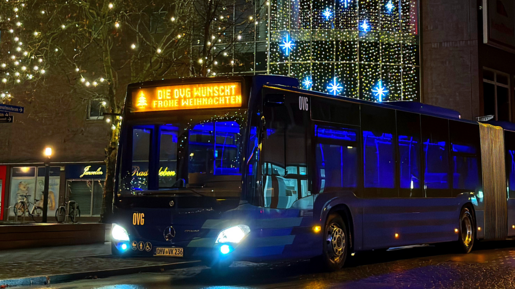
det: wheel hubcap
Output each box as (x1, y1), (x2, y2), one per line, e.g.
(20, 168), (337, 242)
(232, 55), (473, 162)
(326, 223), (345, 262)
(461, 214), (473, 247)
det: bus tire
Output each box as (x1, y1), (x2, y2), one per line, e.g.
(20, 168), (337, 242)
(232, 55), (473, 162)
(457, 207), (475, 254)
(313, 213), (349, 271)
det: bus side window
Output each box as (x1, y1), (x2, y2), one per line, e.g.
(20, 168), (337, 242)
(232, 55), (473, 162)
(506, 131), (515, 199)
(315, 126), (358, 194)
(361, 106), (397, 198)
(422, 116), (450, 197)
(397, 111), (423, 198)
(450, 121), (481, 196)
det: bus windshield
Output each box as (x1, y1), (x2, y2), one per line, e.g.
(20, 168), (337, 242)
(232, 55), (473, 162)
(122, 112), (246, 197)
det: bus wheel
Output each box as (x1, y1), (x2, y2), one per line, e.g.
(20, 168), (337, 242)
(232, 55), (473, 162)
(315, 213), (349, 271)
(458, 207), (475, 254)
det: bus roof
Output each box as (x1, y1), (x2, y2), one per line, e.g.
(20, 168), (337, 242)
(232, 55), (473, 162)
(264, 83), (472, 122)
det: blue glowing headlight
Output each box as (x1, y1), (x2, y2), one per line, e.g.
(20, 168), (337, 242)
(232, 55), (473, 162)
(220, 244), (231, 254)
(216, 225), (250, 244)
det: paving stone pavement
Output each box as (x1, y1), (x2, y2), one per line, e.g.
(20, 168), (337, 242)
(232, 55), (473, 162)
(0, 255), (175, 280)
(0, 243), (111, 264)
(0, 242), (184, 280)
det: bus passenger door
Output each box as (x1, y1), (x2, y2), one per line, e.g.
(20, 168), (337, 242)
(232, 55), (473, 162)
(261, 93), (310, 209)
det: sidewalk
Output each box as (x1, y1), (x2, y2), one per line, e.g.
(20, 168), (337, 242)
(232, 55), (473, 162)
(0, 242), (198, 286)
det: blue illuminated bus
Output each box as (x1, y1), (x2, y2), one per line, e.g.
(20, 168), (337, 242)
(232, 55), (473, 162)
(111, 75), (515, 271)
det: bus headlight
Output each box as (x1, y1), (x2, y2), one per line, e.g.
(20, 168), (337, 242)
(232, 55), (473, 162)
(215, 225), (250, 244)
(112, 224), (130, 241)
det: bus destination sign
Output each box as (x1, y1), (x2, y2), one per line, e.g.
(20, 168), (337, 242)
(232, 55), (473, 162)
(132, 82), (242, 112)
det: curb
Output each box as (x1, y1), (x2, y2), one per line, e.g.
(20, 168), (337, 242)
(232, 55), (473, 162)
(0, 260), (200, 287)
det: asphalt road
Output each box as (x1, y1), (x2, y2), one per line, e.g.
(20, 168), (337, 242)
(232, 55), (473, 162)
(20, 241), (515, 289)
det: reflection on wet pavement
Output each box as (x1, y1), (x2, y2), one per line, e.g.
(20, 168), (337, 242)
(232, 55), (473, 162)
(18, 241), (515, 289)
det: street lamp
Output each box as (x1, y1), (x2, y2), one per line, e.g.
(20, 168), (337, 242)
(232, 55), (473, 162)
(42, 146), (53, 223)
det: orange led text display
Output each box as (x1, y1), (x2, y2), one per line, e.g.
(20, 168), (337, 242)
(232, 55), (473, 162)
(132, 82), (242, 112)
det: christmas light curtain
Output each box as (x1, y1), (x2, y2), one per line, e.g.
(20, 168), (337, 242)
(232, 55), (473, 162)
(269, 0), (419, 102)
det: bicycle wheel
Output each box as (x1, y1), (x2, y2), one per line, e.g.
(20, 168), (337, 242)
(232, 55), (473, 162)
(31, 207), (43, 222)
(14, 201), (26, 217)
(70, 206), (80, 223)
(55, 206), (66, 223)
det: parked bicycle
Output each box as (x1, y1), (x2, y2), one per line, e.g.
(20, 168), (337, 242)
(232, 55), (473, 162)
(55, 200), (80, 223)
(14, 194), (44, 222)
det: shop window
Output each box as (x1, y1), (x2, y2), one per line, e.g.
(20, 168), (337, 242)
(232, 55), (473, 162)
(68, 180), (103, 216)
(9, 166), (60, 216)
(361, 106), (396, 197)
(87, 99), (106, 120)
(397, 111), (422, 197)
(483, 69), (510, 121)
(422, 115), (450, 197)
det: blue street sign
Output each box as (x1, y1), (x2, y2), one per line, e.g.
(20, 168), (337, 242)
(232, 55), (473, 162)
(0, 116), (13, 123)
(0, 112), (9, 117)
(0, 104), (24, 113)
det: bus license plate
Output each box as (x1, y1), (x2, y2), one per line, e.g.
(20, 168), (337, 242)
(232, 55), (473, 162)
(154, 247), (184, 257)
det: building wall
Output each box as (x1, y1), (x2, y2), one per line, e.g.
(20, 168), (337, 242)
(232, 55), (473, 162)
(478, 0), (515, 122)
(0, 81), (109, 164)
(421, 0), (480, 120)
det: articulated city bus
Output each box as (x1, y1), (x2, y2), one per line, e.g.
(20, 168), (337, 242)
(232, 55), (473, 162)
(111, 75), (515, 271)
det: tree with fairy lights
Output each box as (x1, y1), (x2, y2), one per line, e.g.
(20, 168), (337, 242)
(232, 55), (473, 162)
(0, 0), (192, 222)
(190, 0), (265, 76)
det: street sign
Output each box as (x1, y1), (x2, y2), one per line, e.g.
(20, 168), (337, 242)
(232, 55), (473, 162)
(0, 112), (9, 117)
(0, 104), (24, 114)
(0, 116), (13, 123)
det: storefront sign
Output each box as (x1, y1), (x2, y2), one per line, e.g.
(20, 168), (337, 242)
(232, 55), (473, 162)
(80, 166), (103, 178)
(132, 82), (242, 112)
(66, 164), (106, 180)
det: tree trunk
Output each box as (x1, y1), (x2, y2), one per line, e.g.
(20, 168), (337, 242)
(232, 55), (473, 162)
(100, 134), (117, 223)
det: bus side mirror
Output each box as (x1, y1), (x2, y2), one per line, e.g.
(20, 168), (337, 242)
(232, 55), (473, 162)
(264, 94), (285, 106)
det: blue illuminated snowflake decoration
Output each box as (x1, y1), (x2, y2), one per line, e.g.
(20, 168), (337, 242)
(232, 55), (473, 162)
(279, 34), (295, 56)
(386, 0), (394, 13)
(323, 8), (333, 20)
(327, 77), (343, 95)
(360, 19), (370, 32)
(372, 80), (389, 102)
(302, 76), (313, 90)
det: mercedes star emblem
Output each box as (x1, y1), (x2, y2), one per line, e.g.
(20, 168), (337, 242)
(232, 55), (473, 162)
(164, 226), (176, 241)
(169, 200), (175, 207)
